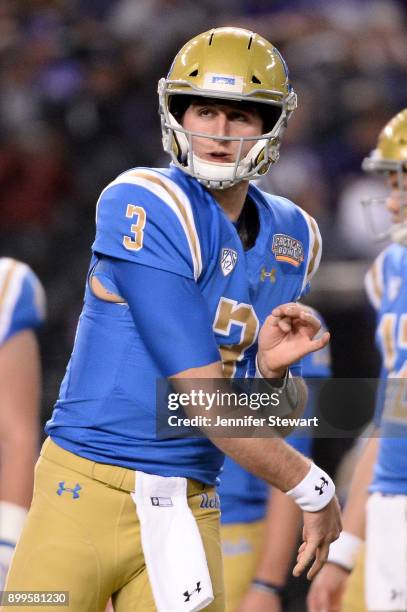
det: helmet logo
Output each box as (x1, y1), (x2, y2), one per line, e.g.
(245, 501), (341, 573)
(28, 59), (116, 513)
(203, 73), (244, 93)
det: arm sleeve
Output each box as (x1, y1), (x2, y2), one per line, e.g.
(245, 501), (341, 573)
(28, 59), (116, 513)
(110, 257), (220, 376)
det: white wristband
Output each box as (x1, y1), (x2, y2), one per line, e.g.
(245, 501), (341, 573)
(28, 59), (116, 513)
(0, 501), (28, 544)
(286, 463), (335, 512)
(327, 531), (363, 571)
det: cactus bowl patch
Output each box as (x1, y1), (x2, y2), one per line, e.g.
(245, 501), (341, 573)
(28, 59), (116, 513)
(272, 234), (304, 267)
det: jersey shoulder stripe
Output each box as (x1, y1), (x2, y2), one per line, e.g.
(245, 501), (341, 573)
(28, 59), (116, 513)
(297, 209), (322, 293)
(98, 168), (202, 280)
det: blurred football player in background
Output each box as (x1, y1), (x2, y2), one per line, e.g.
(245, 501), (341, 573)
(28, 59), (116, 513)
(308, 109), (407, 612)
(5, 28), (340, 611)
(0, 258), (45, 590)
(220, 310), (331, 612)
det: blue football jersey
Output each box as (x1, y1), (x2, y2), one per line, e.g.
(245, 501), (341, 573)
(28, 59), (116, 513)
(0, 258), (46, 346)
(220, 311), (331, 525)
(46, 166), (322, 485)
(365, 244), (407, 494)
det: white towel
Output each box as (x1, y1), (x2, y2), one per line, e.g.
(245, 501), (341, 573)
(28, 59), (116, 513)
(131, 471), (214, 612)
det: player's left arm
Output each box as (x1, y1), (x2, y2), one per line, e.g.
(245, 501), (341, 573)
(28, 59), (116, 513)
(239, 318), (331, 611)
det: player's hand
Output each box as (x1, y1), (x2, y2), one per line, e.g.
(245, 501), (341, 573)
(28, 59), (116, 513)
(293, 497), (342, 581)
(257, 303), (330, 377)
(237, 587), (282, 612)
(307, 562), (349, 612)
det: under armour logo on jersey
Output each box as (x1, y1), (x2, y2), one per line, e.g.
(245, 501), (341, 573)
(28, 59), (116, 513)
(56, 481), (81, 499)
(315, 477), (328, 496)
(183, 581), (202, 603)
(260, 267), (276, 283)
(220, 248), (238, 276)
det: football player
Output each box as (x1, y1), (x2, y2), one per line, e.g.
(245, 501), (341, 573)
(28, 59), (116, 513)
(0, 258), (45, 590)
(308, 109), (407, 612)
(220, 310), (331, 612)
(5, 28), (340, 611)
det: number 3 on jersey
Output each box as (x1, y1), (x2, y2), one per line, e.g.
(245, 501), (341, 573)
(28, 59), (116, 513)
(123, 204), (146, 251)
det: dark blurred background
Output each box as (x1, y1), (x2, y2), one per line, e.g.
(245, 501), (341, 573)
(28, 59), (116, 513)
(1, 0), (406, 430)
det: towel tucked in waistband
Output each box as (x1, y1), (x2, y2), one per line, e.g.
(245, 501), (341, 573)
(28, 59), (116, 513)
(131, 471), (214, 612)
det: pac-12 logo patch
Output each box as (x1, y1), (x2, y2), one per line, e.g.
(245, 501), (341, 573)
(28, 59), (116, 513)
(272, 234), (304, 267)
(220, 248), (238, 276)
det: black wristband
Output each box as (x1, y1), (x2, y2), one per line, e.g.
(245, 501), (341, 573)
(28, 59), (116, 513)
(251, 578), (285, 597)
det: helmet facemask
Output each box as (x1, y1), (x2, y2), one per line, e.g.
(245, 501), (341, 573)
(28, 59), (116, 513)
(158, 27), (297, 190)
(159, 87), (294, 189)
(362, 157), (407, 247)
(362, 108), (407, 246)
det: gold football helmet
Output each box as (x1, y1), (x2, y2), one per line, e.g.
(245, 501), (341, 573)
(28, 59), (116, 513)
(362, 109), (407, 245)
(158, 27), (297, 189)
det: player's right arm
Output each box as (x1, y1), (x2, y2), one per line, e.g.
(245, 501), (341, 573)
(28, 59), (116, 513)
(307, 436), (378, 612)
(93, 172), (341, 578)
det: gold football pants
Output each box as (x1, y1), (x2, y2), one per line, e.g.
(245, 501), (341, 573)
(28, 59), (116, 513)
(4, 438), (224, 611)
